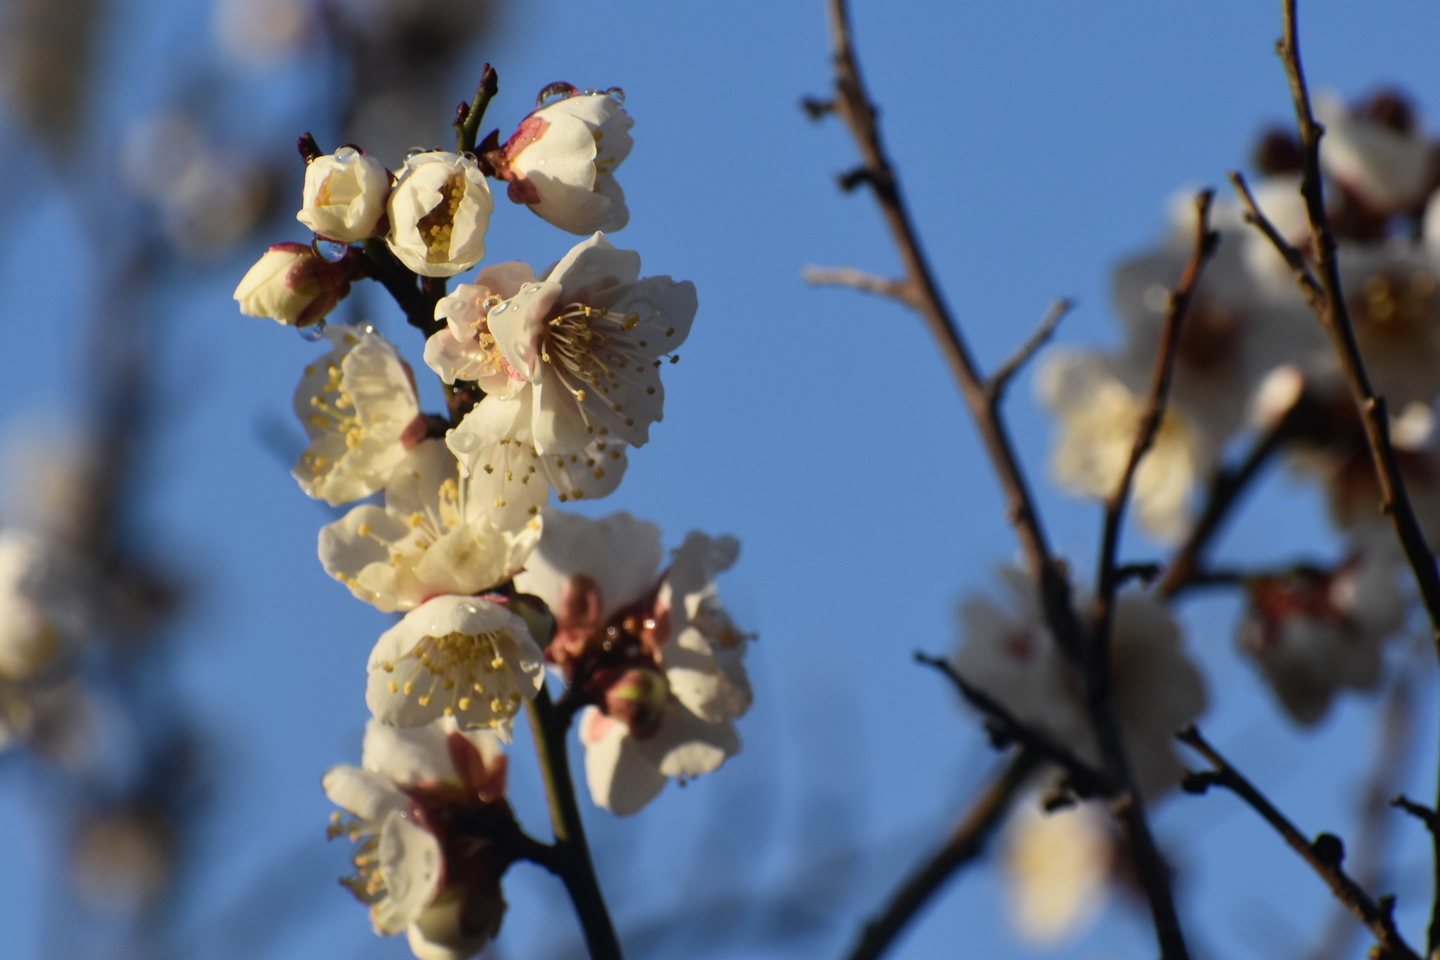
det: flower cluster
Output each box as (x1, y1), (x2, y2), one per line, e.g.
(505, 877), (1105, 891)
(1033, 88), (1432, 729)
(235, 76), (748, 959)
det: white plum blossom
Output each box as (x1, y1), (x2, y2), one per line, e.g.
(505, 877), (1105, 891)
(386, 151), (493, 277)
(233, 243), (356, 327)
(1315, 91), (1434, 216)
(490, 88), (634, 234)
(0, 531), (82, 685)
(1037, 350), (1217, 543)
(514, 510), (749, 815)
(423, 263), (535, 391)
(366, 594), (545, 737)
(293, 325), (426, 505)
(1334, 243), (1440, 408)
(1001, 793), (1114, 946)
(447, 391), (629, 526)
(1238, 537), (1409, 724)
(324, 718), (510, 960)
(954, 568), (1207, 801)
(1113, 213), (1321, 444)
(319, 439), (541, 611)
(297, 147), (391, 242)
(481, 232), (697, 455)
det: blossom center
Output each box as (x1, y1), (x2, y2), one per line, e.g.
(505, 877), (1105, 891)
(540, 303), (643, 404)
(1353, 269), (1439, 335)
(379, 630), (526, 726)
(419, 174), (466, 262)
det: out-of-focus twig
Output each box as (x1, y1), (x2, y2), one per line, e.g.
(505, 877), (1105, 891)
(915, 654), (1107, 796)
(801, 265), (911, 303)
(1261, 2), (1440, 647)
(985, 298), (1073, 404)
(812, 0), (1086, 670)
(1306, 675), (1419, 960)
(843, 747), (1041, 960)
(1178, 725), (1421, 960)
(1159, 393), (1302, 597)
(1083, 190), (1215, 960)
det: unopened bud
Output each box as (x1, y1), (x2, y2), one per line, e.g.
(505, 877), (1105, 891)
(600, 666), (669, 738)
(233, 243), (355, 327)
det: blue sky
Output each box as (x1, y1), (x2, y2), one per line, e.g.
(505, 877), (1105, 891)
(3, 0), (1440, 958)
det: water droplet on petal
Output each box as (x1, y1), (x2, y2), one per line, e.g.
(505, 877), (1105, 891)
(359, 323), (376, 335)
(537, 159), (546, 167)
(315, 239), (349, 262)
(582, 88), (598, 97)
(404, 146), (428, 160)
(299, 321), (327, 342)
(604, 87), (626, 104)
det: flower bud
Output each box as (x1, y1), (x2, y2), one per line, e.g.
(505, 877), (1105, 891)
(598, 665), (669, 739)
(296, 146), (391, 242)
(386, 152), (493, 278)
(233, 242), (354, 326)
(489, 88), (633, 235)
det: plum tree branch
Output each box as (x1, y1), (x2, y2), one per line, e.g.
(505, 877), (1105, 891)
(843, 748), (1042, 960)
(1179, 725), (1421, 960)
(1265, 0), (1440, 645)
(814, 0), (1085, 668)
(1083, 190), (1216, 960)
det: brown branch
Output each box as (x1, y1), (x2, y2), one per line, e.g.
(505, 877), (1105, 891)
(1305, 675), (1420, 960)
(985, 298), (1074, 403)
(1158, 393), (1300, 597)
(801, 265), (913, 304)
(1078, 190), (1216, 960)
(1392, 789), (1440, 953)
(817, 0), (1084, 668)
(843, 748), (1042, 960)
(1269, 0), (1440, 644)
(1178, 725), (1422, 960)
(915, 653), (1109, 796)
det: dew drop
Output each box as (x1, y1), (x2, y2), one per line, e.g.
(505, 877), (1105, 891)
(582, 88), (598, 96)
(299, 320), (328, 342)
(604, 87), (626, 104)
(404, 146), (428, 160)
(315, 239), (349, 262)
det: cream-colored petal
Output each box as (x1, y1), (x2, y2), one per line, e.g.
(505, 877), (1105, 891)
(578, 707), (667, 816)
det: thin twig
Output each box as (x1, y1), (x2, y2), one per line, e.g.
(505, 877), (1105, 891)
(843, 748), (1042, 960)
(1269, 1), (1440, 644)
(526, 687), (624, 960)
(1083, 189), (1216, 960)
(801, 265), (913, 304)
(1306, 675), (1419, 960)
(817, 0), (1084, 666)
(454, 64), (499, 155)
(1158, 394), (1301, 597)
(985, 298), (1074, 403)
(1178, 725), (1421, 960)
(1392, 791), (1440, 953)
(915, 653), (1109, 797)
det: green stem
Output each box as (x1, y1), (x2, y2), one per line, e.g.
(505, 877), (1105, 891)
(526, 686), (624, 960)
(455, 65), (500, 155)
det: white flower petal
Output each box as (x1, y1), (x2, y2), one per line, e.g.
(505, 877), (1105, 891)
(373, 812), (442, 934)
(633, 700), (740, 779)
(578, 706), (667, 816)
(513, 510), (663, 619)
(322, 764), (407, 822)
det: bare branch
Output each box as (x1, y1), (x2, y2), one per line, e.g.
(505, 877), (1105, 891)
(986, 298), (1074, 402)
(1158, 393), (1302, 597)
(914, 653), (1109, 796)
(1178, 725), (1422, 960)
(1270, 0), (1440, 644)
(844, 749), (1041, 960)
(801, 265), (913, 305)
(1081, 189), (1216, 960)
(817, 0), (1085, 668)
